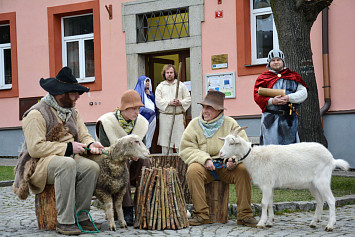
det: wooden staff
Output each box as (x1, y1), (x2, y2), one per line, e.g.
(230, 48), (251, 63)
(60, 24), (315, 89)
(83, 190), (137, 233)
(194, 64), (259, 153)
(166, 62), (183, 155)
(144, 169), (157, 229)
(134, 168), (149, 228)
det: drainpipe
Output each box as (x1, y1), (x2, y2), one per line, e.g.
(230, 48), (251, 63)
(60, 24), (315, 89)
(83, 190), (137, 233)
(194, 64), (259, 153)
(320, 7), (331, 119)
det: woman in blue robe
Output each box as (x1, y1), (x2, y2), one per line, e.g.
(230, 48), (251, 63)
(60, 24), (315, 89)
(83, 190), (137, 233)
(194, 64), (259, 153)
(134, 76), (157, 149)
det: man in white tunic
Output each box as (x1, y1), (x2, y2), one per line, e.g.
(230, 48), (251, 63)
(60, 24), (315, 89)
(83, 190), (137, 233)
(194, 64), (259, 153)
(155, 64), (191, 154)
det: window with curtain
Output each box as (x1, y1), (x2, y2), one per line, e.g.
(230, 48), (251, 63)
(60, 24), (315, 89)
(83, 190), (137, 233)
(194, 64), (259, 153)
(0, 24), (12, 90)
(250, 0), (279, 65)
(62, 14), (94, 83)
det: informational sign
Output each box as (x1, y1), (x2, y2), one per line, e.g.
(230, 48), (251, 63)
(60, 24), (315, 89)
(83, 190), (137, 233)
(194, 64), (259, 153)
(205, 72), (235, 98)
(211, 54), (228, 70)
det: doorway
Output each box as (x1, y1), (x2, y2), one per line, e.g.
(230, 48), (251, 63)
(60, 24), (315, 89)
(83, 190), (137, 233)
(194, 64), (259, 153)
(145, 50), (191, 154)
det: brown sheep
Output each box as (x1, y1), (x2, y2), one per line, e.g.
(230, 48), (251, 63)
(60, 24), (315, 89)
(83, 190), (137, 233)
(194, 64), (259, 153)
(88, 134), (150, 231)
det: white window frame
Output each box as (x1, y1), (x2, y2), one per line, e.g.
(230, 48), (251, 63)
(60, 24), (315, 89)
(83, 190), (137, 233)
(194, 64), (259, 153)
(250, 1), (279, 65)
(61, 13), (94, 83)
(0, 23), (11, 90)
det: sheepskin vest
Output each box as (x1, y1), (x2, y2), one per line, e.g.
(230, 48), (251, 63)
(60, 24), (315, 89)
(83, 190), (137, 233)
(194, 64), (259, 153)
(13, 101), (78, 200)
(96, 112), (148, 146)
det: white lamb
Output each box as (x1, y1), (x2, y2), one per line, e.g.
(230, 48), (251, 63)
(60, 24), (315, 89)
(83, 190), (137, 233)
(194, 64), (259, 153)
(219, 126), (350, 231)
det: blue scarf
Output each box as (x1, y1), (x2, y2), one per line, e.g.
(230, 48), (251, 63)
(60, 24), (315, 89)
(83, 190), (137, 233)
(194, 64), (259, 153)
(198, 113), (224, 138)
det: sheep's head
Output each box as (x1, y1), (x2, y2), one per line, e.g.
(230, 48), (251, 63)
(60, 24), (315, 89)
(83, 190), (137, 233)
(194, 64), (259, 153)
(219, 126), (248, 160)
(108, 134), (150, 162)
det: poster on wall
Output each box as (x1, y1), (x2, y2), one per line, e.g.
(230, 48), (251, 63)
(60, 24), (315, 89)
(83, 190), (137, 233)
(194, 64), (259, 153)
(204, 72), (235, 98)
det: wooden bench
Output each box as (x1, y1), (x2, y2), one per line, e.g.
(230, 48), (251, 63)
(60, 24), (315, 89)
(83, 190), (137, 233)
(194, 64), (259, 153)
(35, 184), (57, 230)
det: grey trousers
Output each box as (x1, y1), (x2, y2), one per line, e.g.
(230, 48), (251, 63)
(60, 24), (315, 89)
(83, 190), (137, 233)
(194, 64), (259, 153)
(47, 155), (100, 224)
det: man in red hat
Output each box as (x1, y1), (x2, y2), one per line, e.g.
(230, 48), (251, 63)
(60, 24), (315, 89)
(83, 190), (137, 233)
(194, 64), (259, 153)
(96, 90), (150, 226)
(180, 90), (258, 227)
(13, 67), (104, 235)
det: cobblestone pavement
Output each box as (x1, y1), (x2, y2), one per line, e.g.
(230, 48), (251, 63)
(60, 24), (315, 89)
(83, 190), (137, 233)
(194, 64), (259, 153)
(0, 186), (354, 237)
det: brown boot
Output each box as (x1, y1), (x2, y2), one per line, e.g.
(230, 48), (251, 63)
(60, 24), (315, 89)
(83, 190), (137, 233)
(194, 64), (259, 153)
(188, 215), (210, 226)
(237, 217), (258, 227)
(56, 223), (82, 235)
(78, 219), (101, 231)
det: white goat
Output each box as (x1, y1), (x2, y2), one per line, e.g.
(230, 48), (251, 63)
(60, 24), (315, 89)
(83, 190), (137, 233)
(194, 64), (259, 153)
(219, 127), (350, 231)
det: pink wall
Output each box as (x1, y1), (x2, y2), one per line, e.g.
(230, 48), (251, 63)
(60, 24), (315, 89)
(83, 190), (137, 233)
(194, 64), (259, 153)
(0, 0), (354, 128)
(0, 0), (130, 127)
(202, 0), (355, 117)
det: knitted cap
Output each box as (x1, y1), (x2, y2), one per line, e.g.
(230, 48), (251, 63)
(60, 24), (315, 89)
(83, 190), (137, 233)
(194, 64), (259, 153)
(267, 49), (286, 69)
(120, 90), (145, 111)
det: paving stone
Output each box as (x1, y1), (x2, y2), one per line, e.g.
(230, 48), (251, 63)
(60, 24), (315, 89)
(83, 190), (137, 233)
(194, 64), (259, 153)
(1, 186), (355, 236)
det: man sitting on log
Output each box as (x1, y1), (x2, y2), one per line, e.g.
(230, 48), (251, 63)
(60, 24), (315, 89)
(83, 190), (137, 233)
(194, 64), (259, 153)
(13, 67), (104, 235)
(179, 90), (258, 227)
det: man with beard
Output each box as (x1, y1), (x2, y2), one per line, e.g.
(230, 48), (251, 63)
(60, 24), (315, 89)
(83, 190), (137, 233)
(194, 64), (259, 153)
(155, 64), (191, 154)
(13, 67), (104, 235)
(254, 49), (308, 145)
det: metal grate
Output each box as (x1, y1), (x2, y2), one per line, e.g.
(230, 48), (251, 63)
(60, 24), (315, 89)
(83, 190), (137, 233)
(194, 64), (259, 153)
(137, 8), (189, 43)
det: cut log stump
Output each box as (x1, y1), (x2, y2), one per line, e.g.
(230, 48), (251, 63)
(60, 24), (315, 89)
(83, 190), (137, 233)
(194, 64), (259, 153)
(205, 180), (229, 223)
(35, 184), (57, 230)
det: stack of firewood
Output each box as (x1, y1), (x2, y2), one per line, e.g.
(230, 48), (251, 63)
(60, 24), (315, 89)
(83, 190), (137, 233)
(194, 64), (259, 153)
(150, 154), (191, 204)
(134, 167), (189, 230)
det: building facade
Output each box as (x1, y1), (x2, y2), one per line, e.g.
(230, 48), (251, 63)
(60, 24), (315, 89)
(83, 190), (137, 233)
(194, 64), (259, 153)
(0, 0), (354, 167)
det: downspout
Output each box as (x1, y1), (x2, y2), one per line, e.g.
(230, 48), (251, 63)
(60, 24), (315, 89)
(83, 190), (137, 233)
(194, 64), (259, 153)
(320, 7), (331, 119)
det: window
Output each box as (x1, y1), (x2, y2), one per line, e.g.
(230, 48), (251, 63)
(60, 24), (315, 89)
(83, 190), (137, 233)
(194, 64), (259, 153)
(47, 1), (102, 91)
(137, 8), (189, 43)
(250, 0), (278, 64)
(0, 24), (11, 90)
(0, 12), (18, 98)
(62, 14), (94, 83)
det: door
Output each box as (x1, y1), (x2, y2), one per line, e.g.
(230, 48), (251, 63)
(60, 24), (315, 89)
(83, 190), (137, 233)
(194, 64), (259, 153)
(145, 50), (191, 154)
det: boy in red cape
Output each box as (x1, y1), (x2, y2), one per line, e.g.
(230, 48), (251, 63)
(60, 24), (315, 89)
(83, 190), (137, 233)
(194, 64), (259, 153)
(254, 49), (307, 145)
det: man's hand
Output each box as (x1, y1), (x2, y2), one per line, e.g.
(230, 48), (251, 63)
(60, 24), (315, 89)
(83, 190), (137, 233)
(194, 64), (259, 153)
(72, 142), (86, 154)
(204, 159), (215, 171)
(169, 98), (182, 106)
(226, 158), (237, 170)
(88, 142), (104, 154)
(272, 95), (288, 106)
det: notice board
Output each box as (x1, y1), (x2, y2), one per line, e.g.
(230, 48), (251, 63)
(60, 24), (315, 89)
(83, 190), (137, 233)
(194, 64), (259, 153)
(204, 72), (235, 98)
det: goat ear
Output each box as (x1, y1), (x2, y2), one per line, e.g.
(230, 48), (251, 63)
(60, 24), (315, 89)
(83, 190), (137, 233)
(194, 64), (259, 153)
(218, 137), (225, 141)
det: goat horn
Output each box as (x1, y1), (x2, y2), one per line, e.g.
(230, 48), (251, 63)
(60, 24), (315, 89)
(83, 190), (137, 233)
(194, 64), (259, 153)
(231, 126), (240, 136)
(237, 126), (248, 134)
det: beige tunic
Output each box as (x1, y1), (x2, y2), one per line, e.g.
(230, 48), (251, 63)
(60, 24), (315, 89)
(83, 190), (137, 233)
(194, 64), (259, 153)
(23, 108), (94, 194)
(155, 80), (191, 148)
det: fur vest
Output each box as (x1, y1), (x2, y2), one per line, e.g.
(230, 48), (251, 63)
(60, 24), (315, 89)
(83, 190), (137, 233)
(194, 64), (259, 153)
(96, 112), (148, 146)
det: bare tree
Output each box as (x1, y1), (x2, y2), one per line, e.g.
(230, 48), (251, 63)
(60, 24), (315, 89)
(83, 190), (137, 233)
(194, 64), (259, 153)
(270, 0), (333, 146)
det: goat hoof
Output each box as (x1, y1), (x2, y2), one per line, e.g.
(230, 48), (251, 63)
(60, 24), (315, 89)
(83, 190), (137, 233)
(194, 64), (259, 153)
(256, 225), (265, 229)
(325, 227), (333, 232)
(309, 224), (316, 229)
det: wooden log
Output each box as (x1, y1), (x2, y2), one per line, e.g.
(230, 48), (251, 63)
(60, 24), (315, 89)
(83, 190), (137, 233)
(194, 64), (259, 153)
(205, 181), (229, 223)
(35, 184), (57, 230)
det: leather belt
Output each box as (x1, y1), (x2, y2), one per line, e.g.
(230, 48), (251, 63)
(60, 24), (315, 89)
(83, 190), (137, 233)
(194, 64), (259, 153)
(161, 112), (184, 115)
(265, 109), (288, 116)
